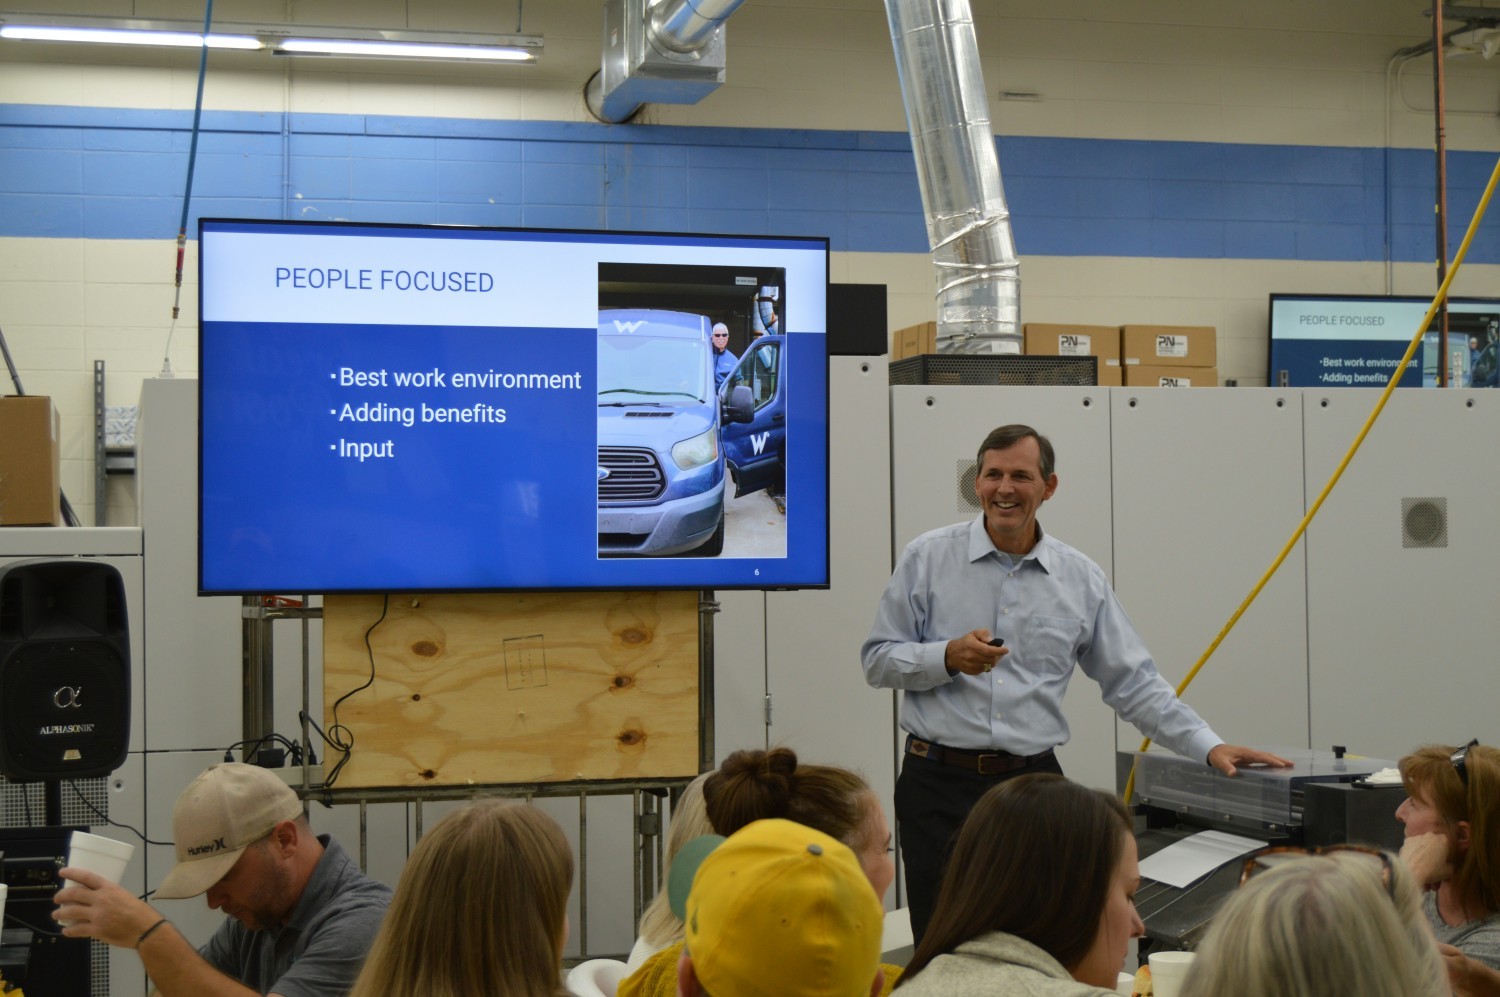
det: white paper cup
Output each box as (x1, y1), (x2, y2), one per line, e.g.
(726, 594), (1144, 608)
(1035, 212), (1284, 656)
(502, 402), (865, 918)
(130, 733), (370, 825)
(67, 831), (135, 885)
(1116, 970), (1137, 995)
(1148, 951), (1196, 997)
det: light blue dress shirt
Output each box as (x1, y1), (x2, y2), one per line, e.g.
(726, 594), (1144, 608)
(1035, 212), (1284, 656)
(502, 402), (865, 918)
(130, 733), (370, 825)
(861, 516), (1222, 763)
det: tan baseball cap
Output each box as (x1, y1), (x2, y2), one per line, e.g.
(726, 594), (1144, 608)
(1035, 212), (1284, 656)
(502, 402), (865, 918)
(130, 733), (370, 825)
(154, 763), (303, 900)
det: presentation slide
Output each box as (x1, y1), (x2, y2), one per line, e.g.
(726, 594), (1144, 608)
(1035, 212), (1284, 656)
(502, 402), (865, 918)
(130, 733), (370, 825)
(1269, 294), (1500, 389)
(198, 221), (829, 594)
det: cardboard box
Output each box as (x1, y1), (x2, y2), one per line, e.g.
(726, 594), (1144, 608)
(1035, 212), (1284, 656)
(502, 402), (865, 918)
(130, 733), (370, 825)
(1024, 323), (1121, 363)
(0, 395), (62, 526)
(892, 321), (937, 359)
(1124, 365), (1218, 387)
(1096, 358), (1124, 387)
(1121, 325), (1217, 368)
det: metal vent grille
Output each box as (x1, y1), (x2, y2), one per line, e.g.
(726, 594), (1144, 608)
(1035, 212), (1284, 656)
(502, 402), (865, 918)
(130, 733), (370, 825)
(1402, 497), (1448, 549)
(1, 776), (107, 827)
(889, 354), (1097, 386)
(2, 775), (112, 995)
(957, 459), (980, 512)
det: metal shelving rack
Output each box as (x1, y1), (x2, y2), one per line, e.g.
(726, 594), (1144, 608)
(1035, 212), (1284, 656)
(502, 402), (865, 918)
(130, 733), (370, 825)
(93, 360), (136, 526)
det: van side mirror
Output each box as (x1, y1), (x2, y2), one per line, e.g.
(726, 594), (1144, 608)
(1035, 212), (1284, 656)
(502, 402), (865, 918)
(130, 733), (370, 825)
(723, 384), (755, 424)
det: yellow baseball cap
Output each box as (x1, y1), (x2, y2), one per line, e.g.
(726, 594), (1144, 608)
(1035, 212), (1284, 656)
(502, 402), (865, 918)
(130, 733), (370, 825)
(682, 818), (883, 997)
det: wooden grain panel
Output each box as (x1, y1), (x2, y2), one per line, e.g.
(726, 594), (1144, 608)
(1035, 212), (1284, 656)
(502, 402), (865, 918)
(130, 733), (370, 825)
(322, 591), (700, 788)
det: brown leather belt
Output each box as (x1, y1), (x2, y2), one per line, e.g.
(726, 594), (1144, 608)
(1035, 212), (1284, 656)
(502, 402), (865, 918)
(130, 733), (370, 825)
(905, 736), (1055, 776)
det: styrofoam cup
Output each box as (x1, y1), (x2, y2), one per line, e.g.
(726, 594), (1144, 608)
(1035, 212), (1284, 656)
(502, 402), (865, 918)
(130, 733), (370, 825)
(67, 831), (135, 885)
(1148, 951), (1196, 997)
(1116, 970), (1137, 995)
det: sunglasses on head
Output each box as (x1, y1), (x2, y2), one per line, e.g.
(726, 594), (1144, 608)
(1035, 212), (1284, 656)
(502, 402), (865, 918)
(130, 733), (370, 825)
(1452, 738), (1481, 787)
(1239, 844), (1394, 900)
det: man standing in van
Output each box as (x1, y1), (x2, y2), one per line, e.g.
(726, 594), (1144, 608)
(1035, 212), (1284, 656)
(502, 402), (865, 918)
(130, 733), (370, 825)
(711, 322), (738, 388)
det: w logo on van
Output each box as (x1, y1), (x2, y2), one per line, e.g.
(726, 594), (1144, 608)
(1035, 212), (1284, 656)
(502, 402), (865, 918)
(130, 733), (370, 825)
(612, 319), (648, 333)
(751, 431), (770, 455)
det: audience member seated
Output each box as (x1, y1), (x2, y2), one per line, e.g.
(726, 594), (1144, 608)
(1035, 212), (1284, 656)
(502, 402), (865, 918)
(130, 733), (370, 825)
(894, 774), (1141, 996)
(627, 773), (713, 971)
(54, 762), (391, 997)
(675, 818), (885, 997)
(619, 748), (896, 997)
(1180, 845), (1447, 997)
(347, 799), (572, 997)
(1398, 740), (1500, 995)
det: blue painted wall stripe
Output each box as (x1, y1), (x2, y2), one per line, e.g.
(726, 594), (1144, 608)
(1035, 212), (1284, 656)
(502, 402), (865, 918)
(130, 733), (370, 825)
(0, 103), (1495, 263)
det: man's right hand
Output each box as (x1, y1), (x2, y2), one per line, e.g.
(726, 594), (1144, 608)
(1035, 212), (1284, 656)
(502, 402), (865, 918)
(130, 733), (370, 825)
(54, 867), (162, 949)
(944, 630), (1008, 676)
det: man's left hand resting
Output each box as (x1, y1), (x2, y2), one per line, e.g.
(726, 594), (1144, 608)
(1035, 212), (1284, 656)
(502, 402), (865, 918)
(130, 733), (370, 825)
(1207, 744), (1294, 777)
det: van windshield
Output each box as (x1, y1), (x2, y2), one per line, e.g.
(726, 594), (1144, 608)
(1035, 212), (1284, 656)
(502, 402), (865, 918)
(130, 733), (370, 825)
(598, 336), (709, 404)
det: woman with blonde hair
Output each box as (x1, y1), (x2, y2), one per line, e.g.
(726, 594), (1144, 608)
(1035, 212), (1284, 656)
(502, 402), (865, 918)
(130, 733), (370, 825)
(1180, 846), (1447, 997)
(348, 799), (572, 997)
(1397, 740), (1500, 994)
(626, 772), (712, 970)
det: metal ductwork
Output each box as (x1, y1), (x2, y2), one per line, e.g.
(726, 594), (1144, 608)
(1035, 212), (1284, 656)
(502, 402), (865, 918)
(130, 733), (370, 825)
(586, 0), (746, 124)
(885, 0), (1021, 353)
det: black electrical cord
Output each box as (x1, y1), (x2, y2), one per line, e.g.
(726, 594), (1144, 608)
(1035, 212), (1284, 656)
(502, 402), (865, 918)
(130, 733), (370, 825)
(222, 732), (310, 766)
(65, 780), (172, 847)
(319, 594), (388, 795)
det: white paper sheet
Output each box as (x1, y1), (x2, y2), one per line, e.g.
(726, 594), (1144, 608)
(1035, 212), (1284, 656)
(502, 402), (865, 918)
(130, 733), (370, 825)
(1138, 830), (1267, 889)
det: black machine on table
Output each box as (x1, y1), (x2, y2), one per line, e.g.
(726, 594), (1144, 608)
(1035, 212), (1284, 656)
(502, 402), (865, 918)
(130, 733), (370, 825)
(1119, 746), (1405, 950)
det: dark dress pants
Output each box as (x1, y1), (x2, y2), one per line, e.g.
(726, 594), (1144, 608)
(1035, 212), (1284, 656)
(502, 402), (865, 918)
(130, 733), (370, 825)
(894, 748), (1064, 945)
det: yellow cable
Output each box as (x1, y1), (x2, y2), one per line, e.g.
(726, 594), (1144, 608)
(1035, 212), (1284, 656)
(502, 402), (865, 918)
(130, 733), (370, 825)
(1124, 152), (1500, 804)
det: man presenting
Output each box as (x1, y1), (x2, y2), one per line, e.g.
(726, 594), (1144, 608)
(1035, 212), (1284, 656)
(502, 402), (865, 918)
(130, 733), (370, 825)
(861, 424), (1290, 939)
(54, 762), (391, 996)
(711, 322), (737, 388)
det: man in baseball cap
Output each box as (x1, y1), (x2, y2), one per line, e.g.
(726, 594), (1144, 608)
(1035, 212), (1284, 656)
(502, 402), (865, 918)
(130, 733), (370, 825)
(54, 762), (391, 997)
(675, 818), (886, 997)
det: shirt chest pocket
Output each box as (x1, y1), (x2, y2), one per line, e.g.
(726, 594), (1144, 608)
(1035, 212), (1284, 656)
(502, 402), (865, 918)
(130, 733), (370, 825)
(1021, 615), (1084, 675)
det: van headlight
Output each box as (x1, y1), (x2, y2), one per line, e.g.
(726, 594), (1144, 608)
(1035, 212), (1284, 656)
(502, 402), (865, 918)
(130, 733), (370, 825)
(671, 429), (718, 470)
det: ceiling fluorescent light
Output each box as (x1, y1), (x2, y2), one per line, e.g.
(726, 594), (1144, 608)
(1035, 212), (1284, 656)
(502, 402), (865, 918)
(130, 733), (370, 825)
(270, 28), (541, 63)
(275, 38), (535, 61)
(0, 15), (262, 50)
(0, 14), (541, 63)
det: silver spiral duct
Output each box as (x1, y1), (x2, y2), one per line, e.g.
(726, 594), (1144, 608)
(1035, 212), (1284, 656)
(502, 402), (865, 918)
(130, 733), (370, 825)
(586, 0), (745, 124)
(885, 0), (1021, 353)
(649, 0), (744, 53)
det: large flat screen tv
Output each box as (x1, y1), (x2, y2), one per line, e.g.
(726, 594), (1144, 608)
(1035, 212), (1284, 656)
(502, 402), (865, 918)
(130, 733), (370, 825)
(198, 219), (830, 594)
(1269, 293), (1500, 389)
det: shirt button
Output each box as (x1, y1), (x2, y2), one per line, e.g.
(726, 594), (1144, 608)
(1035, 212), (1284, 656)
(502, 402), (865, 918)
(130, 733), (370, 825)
(994, 713), (1003, 720)
(996, 677), (1003, 685)
(1002, 608), (1010, 615)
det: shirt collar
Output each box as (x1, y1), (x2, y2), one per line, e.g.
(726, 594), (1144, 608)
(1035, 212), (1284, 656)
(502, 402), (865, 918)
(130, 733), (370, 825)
(282, 833), (340, 934)
(967, 516), (1054, 574)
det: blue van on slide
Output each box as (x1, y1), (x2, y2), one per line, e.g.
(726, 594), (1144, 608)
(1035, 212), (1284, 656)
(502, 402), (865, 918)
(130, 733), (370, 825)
(597, 308), (754, 556)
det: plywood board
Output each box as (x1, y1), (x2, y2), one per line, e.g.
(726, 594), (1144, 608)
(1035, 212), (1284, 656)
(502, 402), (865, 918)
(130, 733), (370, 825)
(323, 591), (700, 788)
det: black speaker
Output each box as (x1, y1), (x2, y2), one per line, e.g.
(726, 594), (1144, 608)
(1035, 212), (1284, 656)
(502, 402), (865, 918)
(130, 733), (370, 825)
(828, 283), (888, 356)
(0, 559), (129, 781)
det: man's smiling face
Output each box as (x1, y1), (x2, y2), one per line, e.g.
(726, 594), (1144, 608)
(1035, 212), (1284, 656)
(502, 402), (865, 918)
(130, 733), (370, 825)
(974, 436), (1057, 556)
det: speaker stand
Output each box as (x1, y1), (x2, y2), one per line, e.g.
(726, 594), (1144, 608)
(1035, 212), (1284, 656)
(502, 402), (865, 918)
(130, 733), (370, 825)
(43, 780), (61, 826)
